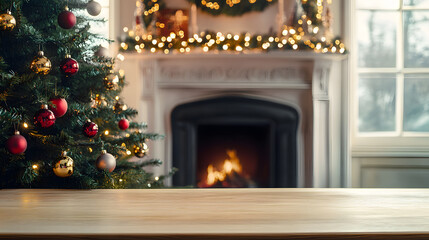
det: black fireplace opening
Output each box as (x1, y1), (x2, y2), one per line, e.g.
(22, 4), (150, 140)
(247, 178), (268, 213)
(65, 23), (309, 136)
(197, 124), (271, 188)
(171, 96), (299, 188)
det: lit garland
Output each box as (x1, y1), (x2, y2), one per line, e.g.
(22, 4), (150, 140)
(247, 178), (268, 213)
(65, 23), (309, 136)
(119, 26), (345, 54)
(187, 0), (276, 16)
(121, 0), (346, 54)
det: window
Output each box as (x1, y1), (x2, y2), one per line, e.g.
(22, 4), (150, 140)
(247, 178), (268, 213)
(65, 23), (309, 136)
(355, 0), (429, 138)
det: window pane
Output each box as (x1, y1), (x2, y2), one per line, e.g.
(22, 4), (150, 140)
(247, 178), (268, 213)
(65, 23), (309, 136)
(404, 0), (429, 7)
(359, 74), (396, 132)
(357, 11), (397, 68)
(404, 74), (429, 132)
(357, 0), (400, 9)
(404, 11), (429, 68)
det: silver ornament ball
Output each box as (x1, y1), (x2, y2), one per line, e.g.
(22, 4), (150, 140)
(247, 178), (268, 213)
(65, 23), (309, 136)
(95, 46), (109, 57)
(96, 150), (116, 172)
(87, 0), (102, 16)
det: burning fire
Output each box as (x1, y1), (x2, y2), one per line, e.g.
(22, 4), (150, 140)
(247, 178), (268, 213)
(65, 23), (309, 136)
(205, 149), (243, 186)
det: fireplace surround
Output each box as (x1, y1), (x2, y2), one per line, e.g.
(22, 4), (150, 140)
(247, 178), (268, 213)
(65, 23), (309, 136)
(121, 52), (347, 187)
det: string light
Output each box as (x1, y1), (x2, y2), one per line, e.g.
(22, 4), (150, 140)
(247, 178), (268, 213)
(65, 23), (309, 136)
(121, 1), (346, 55)
(104, 130), (109, 135)
(32, 164), (38, 170)
(23, 122), (28, 128)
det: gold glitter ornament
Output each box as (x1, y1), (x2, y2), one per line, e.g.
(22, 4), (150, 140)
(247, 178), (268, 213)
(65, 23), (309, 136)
(53, 151), (74, 178)
(0, 11), (16, 31)
(30, 51), (52, 75)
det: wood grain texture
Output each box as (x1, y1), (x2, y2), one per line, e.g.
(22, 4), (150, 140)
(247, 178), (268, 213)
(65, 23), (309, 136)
(1, 189), (429, 239)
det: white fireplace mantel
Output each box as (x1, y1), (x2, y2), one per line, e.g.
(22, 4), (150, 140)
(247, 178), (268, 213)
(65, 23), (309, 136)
(120, 51), (348, 187)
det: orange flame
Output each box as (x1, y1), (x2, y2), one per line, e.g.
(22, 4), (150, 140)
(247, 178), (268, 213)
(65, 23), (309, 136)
(205, 149), (242, 186)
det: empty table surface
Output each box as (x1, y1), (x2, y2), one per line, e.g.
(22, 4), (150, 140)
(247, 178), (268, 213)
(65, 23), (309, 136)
(0, 188), (429, 239)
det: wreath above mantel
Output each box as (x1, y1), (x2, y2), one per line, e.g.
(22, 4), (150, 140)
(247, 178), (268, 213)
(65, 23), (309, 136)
(186, 0), (278, 16)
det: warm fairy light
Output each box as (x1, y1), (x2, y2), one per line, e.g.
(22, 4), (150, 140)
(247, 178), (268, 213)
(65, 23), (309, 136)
(179, 48), (185, 53)
(244, 36), (250, 42)
(282, 29), (288, 36)
(233, 34), (239, 40)
(88, 147), (93, 153)
(123, 27), (128, 32)
(164, 49), (169, 54)
(104, 130), (109, 135)
(120, 42), (128, 50)
(236, 46), (243, 51)
(152, 39), (157, 45)
(134, 45), (139, 50)
(256, 35), (262, 41)
(119, 69), (125, 77)
(155, 176), (159, 181)
(126, 150), (132, 155)
(313, 27), (319, 34)
(185, 47), (191, 52)
(115, 96), (120, 101)
(135, 36), (140, 41)
(147, 183), (151, 187)
(331, 46), (337, 53)
(119, 179), (123, 182)
(222, 44), (228, 50)
(126, 133), (130, 137)
(203, 46), (209, 52)
(32, 164), (38, 170)
(23, 122), (28, 128)
(268, 37), (274, 42)
(150, 48), (156, 53)
(116, 54), (125, 61)
(278, 43), (283, 48)
(293, 44), (298, 50)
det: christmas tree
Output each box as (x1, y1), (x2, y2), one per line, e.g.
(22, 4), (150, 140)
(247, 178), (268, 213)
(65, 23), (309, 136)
(0, 0), (173, 188)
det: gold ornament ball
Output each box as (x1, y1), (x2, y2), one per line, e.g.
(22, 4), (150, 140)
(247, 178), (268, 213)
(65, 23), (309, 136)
(53, 152), (74, 178)
(113, 100), (128, 112)
(104, 71), (119, 90)
(0, 11), (16, 31)
(134, 143), (149, 158)
(30, 51), (52, 75)
(91, 94), (107, 108)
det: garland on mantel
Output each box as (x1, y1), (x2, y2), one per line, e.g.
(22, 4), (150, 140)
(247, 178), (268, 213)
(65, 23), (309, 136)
(119, 28), (345, 54)
(120, 0), (346, 55)
(186, 0), (277, 16)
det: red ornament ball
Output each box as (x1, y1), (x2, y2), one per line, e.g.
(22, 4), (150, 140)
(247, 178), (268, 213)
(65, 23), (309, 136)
(60, 55), (79, 76)
(34, 105), (56, 128)
(58, 7), (76, 29)
(83, 120), (98, 138)
(49, 98), (68, 118)
(118, 119), (129, 130)
(6, 131), (27, 154)
(96, 150), (116, 172)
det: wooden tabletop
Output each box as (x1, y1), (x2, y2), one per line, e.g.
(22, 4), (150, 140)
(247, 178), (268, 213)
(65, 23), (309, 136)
(1, 189), (429, 240)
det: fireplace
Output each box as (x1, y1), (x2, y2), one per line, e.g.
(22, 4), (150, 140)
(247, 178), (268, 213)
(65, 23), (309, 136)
(123, 52), (346, 187)
(171, 96), (299, 188)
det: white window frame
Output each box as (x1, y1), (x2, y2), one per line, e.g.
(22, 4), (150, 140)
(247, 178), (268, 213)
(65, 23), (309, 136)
(351, 0), (429, 156)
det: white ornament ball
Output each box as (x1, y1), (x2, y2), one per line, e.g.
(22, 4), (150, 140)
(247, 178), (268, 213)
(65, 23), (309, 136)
(87, 0), (102, 16)
(95, 46), (109, 57)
